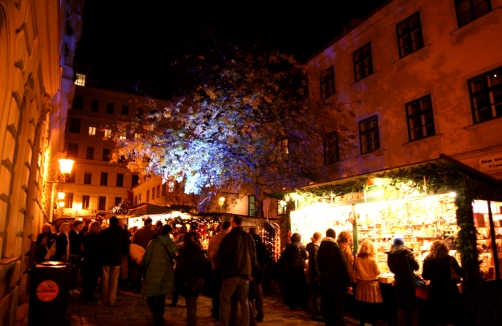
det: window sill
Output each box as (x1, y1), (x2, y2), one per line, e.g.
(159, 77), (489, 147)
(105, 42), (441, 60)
(450, 7), (501, 42)
(464, 117), (502, 145)
(401, 134), (443, 146)
(393, 44), (431, 69)
(464, 117), (502, 130)
(350, 72), (379, 88)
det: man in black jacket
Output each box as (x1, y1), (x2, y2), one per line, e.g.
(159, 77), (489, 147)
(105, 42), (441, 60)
(98, 216), (129, 306)
(317, 228), (352, 326)
(218, 216), (258, 326)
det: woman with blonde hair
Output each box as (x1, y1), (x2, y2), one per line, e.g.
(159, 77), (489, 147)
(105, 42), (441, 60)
(54, 223), (71, 261)
(422, 240), (463, 326)
(354, 239), (382, 326)
(35, 223), (57, 262)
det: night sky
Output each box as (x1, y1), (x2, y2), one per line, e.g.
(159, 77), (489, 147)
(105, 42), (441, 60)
(75, 0), (387, 97)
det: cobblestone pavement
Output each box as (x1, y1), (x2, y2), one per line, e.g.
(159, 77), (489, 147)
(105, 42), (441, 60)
(16, 287), (388, 326)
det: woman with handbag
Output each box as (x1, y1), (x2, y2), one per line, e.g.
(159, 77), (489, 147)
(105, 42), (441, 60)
(35, 223), (57, 262)
(280, 232), (308, 311)
(422, 240), (464, 326)
(354, 239), (382, 326)
(142, 224), (176, 326)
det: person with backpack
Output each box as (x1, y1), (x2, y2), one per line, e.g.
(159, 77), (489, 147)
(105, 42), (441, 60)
(280, 232), (308, 311)
(142, 224), (176, 326)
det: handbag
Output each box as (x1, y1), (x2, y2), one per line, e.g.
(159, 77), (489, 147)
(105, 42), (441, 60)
(44, 240), (57, 260)
(406, 251), (428, 300)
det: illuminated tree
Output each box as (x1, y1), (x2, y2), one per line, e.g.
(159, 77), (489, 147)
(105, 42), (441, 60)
(110, 47), (354, 213)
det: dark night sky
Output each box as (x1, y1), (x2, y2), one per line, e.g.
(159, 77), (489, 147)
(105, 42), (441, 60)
(75, 0), (387, 97)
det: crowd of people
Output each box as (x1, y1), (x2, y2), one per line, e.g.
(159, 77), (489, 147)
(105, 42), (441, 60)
(35, 217), (464, 326)
(279, 230), (464, 326)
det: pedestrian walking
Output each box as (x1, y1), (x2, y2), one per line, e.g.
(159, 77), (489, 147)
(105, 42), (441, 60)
(54, 222), (70, 262)
(82, 221), (101, 301)
(131, 217), (156, 293)
(98, 216), (129, 306)
(218, 216), (259, 326)
(280, 232), (308, 311)
(35, 223), (57, 263)
(306, 231), (322, 321)
(142, 224), (176, 326)
(250, 230), (266, 323)
(317, 228), (353, 326)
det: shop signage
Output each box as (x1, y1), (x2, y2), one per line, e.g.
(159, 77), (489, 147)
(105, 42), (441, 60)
(335, 192), (365, 203)
(36, 280), (59, 302)
(479, 154), (502, 172)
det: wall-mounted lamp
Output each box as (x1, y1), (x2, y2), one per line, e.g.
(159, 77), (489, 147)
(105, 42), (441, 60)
(57, 192), (66, 200)
(218, 196), (226, 212)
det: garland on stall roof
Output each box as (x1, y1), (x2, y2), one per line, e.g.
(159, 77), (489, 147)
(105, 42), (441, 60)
(288, 161), (502, 325)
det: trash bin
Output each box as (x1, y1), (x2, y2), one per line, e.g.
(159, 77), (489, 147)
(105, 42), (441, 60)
(27, 261), (73, 326)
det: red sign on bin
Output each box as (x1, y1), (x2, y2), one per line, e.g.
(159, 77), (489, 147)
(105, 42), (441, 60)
(36, 280), (59, 302)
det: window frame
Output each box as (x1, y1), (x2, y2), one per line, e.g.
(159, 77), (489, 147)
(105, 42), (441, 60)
(69, 118), (81, 134)
(91, 99), (99, 112)
(100, 172), (108, 186)
(65, 193), (74, 208)
(359, 115), (380, 155)
(405, 95), (436, 141)
(454, 0), (492, 28)
(396, 12), (424, 58)
(72, 95), (84, 110)
(82, 195), (90, 209)
(353, 43), (374, 82)
(84, 172), (92, 185)
(468, 66), (502, 124)
(320, 66), (335, 99)
(116, 173), (124, 187)
(323, 131), (340, 165)
(86, 146), (94, 160)
(98, 196), (106, 211)
(88, 124), (96, 136)
(102, 148), (110, 161)
(106, 102), (114, 115)
(67, 143), (79, 158)
(248, 195), (256, 216)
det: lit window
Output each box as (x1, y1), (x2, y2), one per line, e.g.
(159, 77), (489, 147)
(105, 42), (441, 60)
(281, 139), (289, 154)
(134, 133), (142, 139)
(75, 73), (86, 86)
(89, 125), (96, 136)
(104, 129), (112, 138)
(119, 132), (126, 140)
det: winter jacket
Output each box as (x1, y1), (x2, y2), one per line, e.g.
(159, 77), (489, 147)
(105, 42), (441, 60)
(306, 242), (319, 283)
(82, 233), (101, 276)
(142, 234), (176, 297)
(282, 241), (308, 270)
(35, 232), (57, 262)
(339, 242), (354, 269)
(69, 230), (84, 255)
(218, 226), (258, 280)
(99, 224), (129, 266)
(387, 245), (419, 310)
(207, 229), (229, 270)
(354, 255), (381, 281)
(317, 237), (351, 292)
(54, 233), (69, 261)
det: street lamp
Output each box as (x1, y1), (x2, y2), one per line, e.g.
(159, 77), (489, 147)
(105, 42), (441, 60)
(48, 158), (75, 221)
(218, 196), (225, 212)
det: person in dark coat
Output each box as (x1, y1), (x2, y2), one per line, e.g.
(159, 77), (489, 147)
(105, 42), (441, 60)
(387, 236), (419, 326)
(98, 216), (129, 306)
(54, 223), (71, 262)
(82, 221), (102, 301)
(132, 217), (156, 293)
(35, 223), (57, 262)
(422, 240), (464, 326)
(250, 231), (267, 322)
(280, 232), (308, 311)
(143, 224), (176, 326)
(175, 232), (208, 326)
(306, 232), (322, 320)
(317, 228), (353, 326)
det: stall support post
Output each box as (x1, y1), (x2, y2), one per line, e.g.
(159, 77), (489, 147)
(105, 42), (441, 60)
(352, 204), (358, 255)
(487, 201), (500, 280)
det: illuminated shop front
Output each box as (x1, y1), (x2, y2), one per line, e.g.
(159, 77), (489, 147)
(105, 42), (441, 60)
(276, 156), (502, 289)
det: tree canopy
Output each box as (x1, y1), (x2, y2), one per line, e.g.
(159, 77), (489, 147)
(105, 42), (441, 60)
(110, 45), (349, 211)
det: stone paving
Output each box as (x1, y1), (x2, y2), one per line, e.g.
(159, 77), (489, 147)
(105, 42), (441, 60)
(15, 286), (388, 326)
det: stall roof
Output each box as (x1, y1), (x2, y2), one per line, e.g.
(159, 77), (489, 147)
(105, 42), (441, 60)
(267, 154), (502, 199)
(126, 203), (173, 217)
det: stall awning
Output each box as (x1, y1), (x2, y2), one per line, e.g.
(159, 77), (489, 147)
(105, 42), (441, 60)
(267, 154), (502, 200)
(126, 203), (173, 217)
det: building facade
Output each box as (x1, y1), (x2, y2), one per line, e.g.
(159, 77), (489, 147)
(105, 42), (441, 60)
(307, 0), (502, 180)
(0, 0), (83, 323)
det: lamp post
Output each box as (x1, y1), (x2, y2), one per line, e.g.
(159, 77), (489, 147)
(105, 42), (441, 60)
(218, 196), (226, 213)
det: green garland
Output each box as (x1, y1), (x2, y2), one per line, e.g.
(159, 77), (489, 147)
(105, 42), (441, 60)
(285, 160), (502, 324)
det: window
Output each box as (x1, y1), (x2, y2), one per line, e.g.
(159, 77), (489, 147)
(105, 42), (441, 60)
(84, 172), (92, 185)
(106, 102), (114, 115)
(323, 131), (340, 165)
(65, 193), (74, 208)
(102, 148), (110, 161)
(353, 43), (373, 82)
(115, 197), (122, 206)
(86, 146), (94, 160)
(162, 183), (167, 196)
(119, 132), (126, 140)
(320, 66), (335, 99)
(156, 185), (160, 198)
(72, 95), (83, 110)
(138, 194), (142, 203)
(91, 100), (99, 112)
(82, 195), (90, 209)
(67, 143), (79, 158)
(397, 12), (424, 58)
(98, 196), (106, 210)
(116, 173), (124, 187)
(248, 195), (256, 216)
(66, 170), (75, 183)
(100, 172), (108, 186)
(88, 124), (96, 136)
(146, 190), (150, 202)
(134, 195), (138, 205)
(104, 128), (112, 138)
(406, 95), (435, 141)
(455, 0), (491, 27)
(75, 73), (85, 86)
(468, 66), (502, 123)
(118, 155), (126, 163)
(69, 118), (81, 134)
(134, 133), (142, 139)
(152, 187), (156, 199)
(359, 115), (380, 154)
(122, 105), (129, 115)
(136, 107), (144, 119)
(132, 175), (139, 187)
